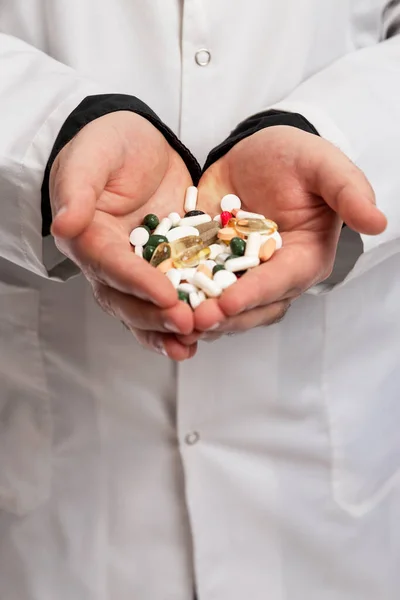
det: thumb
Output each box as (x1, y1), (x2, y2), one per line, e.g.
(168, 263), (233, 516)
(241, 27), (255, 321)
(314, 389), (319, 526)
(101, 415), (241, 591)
(50, 133), (110, 239)
(306, 140), (387, 236)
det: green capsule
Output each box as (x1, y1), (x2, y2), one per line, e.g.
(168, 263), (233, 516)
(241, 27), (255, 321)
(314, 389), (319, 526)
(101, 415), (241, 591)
(143, 245), (156, 262)
(142, 214), (160, 231)
(230, 237), (246, 256)
(147, 234), (168, 247)
(225, 254), (241, 262)
(212, 264), (225, 275)
(178, 290), (190, 304)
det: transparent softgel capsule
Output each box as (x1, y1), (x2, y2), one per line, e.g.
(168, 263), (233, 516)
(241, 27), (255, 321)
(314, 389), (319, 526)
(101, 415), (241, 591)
(235, 218), (277, 237)
(150, 242), (172, 267)
(171, 236), (211, 268)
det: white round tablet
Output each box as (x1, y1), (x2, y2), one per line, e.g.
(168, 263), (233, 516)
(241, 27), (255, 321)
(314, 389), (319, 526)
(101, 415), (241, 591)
(129, 227), (150, 247)
(220, 194), (241, 212)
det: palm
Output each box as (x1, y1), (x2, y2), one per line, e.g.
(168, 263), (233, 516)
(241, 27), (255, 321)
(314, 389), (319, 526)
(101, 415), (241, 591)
(54, 112), (192, 273)
(198, 128), (343, 275)
(78, 151), (191, 267)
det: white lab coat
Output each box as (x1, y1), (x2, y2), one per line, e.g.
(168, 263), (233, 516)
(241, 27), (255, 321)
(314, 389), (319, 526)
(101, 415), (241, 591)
(0, 1), (400, 599)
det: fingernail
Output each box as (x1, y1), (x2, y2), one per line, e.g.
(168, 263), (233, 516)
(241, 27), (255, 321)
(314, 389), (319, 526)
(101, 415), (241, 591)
(205, 323), (220, 331)
(153, 337), (168, 357)
(164, 321), (181, 333)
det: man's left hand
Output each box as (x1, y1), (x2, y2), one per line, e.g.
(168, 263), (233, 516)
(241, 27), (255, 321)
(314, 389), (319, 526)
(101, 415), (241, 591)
(177, 125), (387, 345)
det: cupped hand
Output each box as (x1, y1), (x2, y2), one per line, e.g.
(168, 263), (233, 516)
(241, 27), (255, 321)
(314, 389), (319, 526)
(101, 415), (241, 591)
(50, 111), (197, 360)
(178, 125), (387, 344)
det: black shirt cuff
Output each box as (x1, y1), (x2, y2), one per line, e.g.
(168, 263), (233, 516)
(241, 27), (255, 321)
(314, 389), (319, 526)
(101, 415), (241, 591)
(41, 94), (202, 236)
(203, 109), (319, 173)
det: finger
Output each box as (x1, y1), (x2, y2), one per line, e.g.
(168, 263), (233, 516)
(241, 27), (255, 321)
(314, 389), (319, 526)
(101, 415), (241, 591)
(195, 299), (291, 333)
(214, 300), (291, 332)
(93, 283), (194, 334)
(50, 133), (113, 239)
(134, 330), (198, 361)
(74, 231), (178, 308)
(304, 139), (387, 235)
(176, 331), (223, 345)
(193, 241), (324, 322)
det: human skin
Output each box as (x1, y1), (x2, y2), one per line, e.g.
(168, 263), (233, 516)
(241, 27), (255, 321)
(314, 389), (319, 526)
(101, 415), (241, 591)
(50, 116), (386, 358)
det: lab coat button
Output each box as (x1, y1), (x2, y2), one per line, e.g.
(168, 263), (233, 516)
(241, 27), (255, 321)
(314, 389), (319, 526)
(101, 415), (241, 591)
(185, 431), (200, 445)
(195, 49), (211, 66)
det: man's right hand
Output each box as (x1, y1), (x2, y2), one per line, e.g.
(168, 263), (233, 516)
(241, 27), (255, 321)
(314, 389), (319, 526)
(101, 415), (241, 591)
(49, 111), (197, 361)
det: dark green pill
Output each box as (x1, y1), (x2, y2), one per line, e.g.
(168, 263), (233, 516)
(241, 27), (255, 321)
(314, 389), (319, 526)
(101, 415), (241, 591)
(212, 264), (225, 275)
(143, 245), (156, 262)
(230, 237), (246, 256)
(147, 234), (168, 247)
(142, 214), (159, 230)
(184, 210), (205, 217)
(178, 291), (190, 304)
(225, 254), (241, 262)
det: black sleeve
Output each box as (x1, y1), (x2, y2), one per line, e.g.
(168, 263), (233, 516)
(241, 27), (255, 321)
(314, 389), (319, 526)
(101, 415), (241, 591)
(41, 94), (202, 236)
(203, 109), (319, 173)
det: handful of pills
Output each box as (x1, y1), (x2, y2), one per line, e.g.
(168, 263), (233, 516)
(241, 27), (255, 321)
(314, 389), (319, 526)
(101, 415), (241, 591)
(129, 187), (282, 309)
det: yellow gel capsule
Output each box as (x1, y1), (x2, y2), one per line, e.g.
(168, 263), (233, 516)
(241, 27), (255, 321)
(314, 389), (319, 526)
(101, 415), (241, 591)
(170, 236), (203, 254)
(173, 246), (211, 268)
(235, 218), (277, 236)
(150, 242), (172, 267)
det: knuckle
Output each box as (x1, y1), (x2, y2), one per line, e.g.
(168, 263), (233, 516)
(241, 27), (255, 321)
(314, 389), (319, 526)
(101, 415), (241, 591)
(266, 300), (292, 326)
(92, 283), (117, 318)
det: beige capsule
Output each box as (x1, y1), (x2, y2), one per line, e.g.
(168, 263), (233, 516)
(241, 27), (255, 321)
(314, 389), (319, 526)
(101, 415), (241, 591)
(151, 235), (207, 268)
(195, 221), (221, 245)
(259, 238), (277, 262)
(235, 218), (277, 237)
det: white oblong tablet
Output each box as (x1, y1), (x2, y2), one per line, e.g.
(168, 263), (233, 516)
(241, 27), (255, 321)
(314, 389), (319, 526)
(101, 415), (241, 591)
(166, 226), (199, 242)
(166, 269), (181, 288)
(213, 270), (237, 290)
(189, 291), (202, 309)
(179, 214), (211, 227)
(245, 232), (262, 257)
(154, 217), (172, 236)
(225, 256), (260, 272)
(178, 283), (198, 294)
(272, 231), (283, 250)
(179, 267), (197, 283)
(168, 212), (182, 226)
(193, 272), (222, 298)
(184, 186), (198, 212)
(220, 194), (241, 212)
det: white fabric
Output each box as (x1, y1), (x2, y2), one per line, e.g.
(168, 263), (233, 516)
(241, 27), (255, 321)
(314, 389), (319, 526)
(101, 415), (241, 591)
(0, 1), (400, 599)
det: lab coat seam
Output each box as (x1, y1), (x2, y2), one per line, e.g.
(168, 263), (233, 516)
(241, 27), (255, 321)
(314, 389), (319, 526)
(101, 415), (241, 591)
(321, 289), (400, 518)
